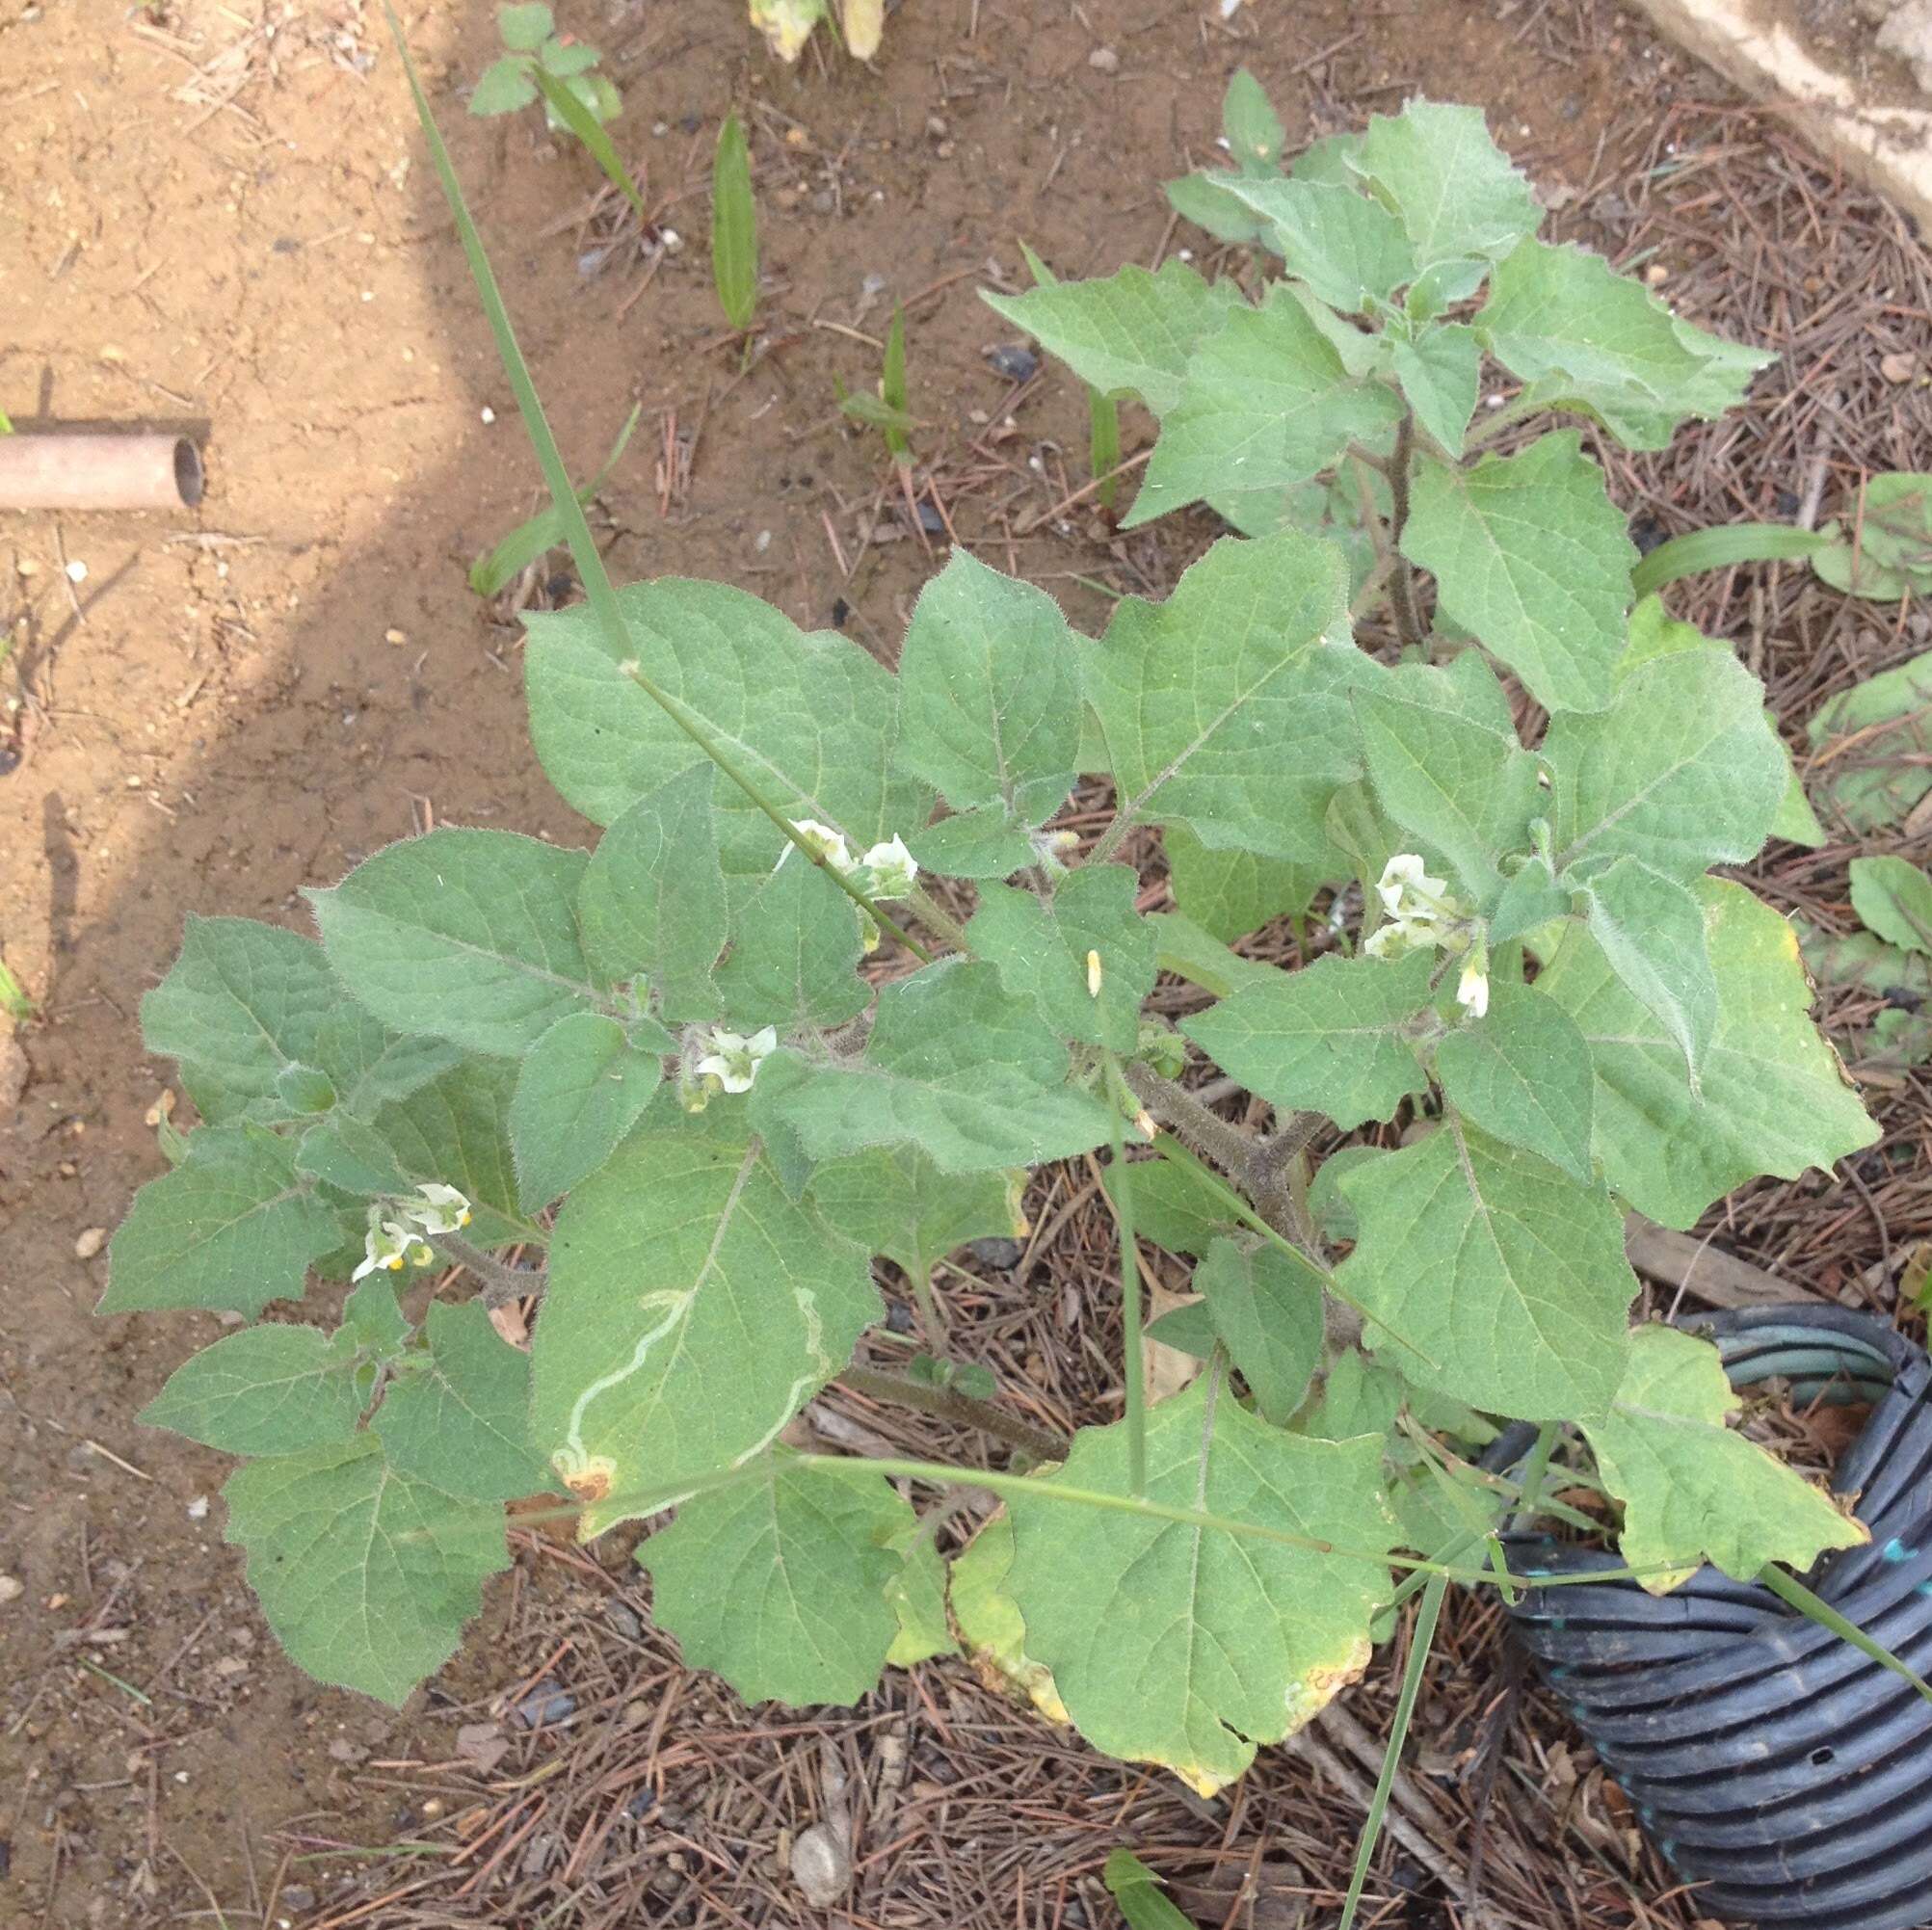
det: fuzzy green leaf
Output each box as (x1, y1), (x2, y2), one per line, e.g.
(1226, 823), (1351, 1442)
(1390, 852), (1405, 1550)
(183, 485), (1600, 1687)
(1804, 647), (1932, 834)
(529, 1112), (880, 1535)
(523, 580), (928, 900)
(1537, 879), (1878, 1229)
(309, 829), (595, 1056)
(982, 261), (1235, 414)
(767, 959), (1116, 1174)
(1162, 824), (1328, 942)
(140, 1325), (362, 1456)
(1104, 1155), (1244, 1257)
(1131, 288), (1402, 528)
(1578, 857), (1718, 1081)
(496, 3), (553, 50)
(374, 1302), (552, 1503)
(1813, 473), (1932, 599)
(905, 806), (1043, 881)
(1390, 323), (1479, 458)
(310, 1009), (464, 1121)
(968, 864), (1156, 1051)
(372, 1058), (539, 1247)
(1337, 1117), (1635, 1418)
(508, 1011), (664, 1212)
(1849, 855), (1932, 955)
(807, 1146), (1021, 1285)
(469, 55), (537, 115)
(1547, 646), (1787, 878)
(1478, 238), (1773, 450)
(1400, 434), (1636, 715)
(1181, 948), (1435, 1131)
(894, 548), (1083, 824)
(343, 1277), (411, 1360)
(102, 1126), (345, 1318)
(1355, 100), (1540, 269)
(1435, 982), (1594, 1181)
(1165, 171), (1269, 247)
(1004, 1376), (1395, 1793)
(224, 1435), (509, 1705)
(1580, 1325), (1866, 1590)
(714, 854), (869, 1031)
(1217, 177), (1416, 315)
(1192, 1236), (1324, 1425)
(576, 762), (729, 1023)
(642, 1452), (912, 1705)
(1089, 532), (1374, 860)
(1221, 67), (1285, 167)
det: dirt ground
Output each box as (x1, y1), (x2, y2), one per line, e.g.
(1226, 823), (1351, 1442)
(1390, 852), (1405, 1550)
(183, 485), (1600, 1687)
(3, 2), (1927, 1927)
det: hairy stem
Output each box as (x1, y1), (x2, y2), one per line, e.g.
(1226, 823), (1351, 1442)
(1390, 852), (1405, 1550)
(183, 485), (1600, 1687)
(1120, 1061), (1258, 1181)
(838, 1363), (1065, 1462)
(1387, 411), (1425, 653)
(432, 1233), (546, 1309)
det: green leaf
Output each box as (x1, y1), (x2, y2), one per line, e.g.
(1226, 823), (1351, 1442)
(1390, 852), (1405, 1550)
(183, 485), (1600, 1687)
(1355, 100), (1540, 269)
(1192, 1236), (1323, 1424)
(1148, 911), (1280, 999)
(714, 853), (869, 1031)
(141, 916), (344, 1126)
(767, 959), (1116, 1174)
(968, 864), (1156, 1051)
(1144, 1299), (1218, 1358)
(1004, 1376), (1395, 1794)
(1336, 1117), (1635, 1418)
(1547, 645), (1787, 878)
(1771, 746), (1827, 848)
(537, 36), (599, 78)
(1217, 178), (1416, 315)
(1221, 68), (1284, 168)
(1435, 981), (1594, 1181)
(309, 828), (595, 1057)
(1292, 130), (1364, 186)
(1089, 532), (1373, 860)
(224, 1435), (509, 1705)
(1130, 288), (1401, 528)
(981, 261), (1234, 414)
(1579, 1325), (1866, 1590)
(523, 580), (927, 897)
(1487, 856), (1572, 950)
(1352, 661), (1541, 901)
(1477, 238), (1770, 449)
(893, 548), (1083, 823)
(1105, 1154), (1243, 1257)
(1181, 948), (1435, 1131)
(577, 762), (729, 1023)
(1165, 170), (1270, 247)
(1580, 856), (1718, 1082)
(374, 1302), (551, 1503)
(496, 3), (553, 51)
(1850, 855), (1932, 955)
(1104, 1850), (1199, 1930)
(711, 112), (757, 331)
(1803, 647), (1932, 833)
(1404, 254), (1489, 326)
(905, 806), (1042, 881)
(1537, 879), (1879, 1229)
(102, 1126), (345, 1318)
(529, 1114), (880, 1535)
(885, 1523), (957, 1666)
(1400, 433), (1636, 715)
(807, 1146), (1021, 1285)
(372, 1058), (539, 1247)
(310, 1010), (464, 1120)
(1163, 824), (1326, 942)
(508, 1011), (665, 1211)
(140, 1325), (363, 1455)
(469, 55), (537, 116)
(642, 1451), (912, 1705)
(343, 1276), (411, 1360)
(274, 1064), (335, 1115)
(1390, 323), (1478, 458)
(1813, 473), (1932, 599)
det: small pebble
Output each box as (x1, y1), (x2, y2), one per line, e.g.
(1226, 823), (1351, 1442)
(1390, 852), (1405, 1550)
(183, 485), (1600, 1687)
(384, 627), (407, 645)
(279, 1887), (316, 1914)
(1643, 261), (1669, 285)
(1881, 351), (1917, 385)
(790, 1823), (852, 1907)
(0, 1575), (22, 1606)
(606, 1599), (643, 1639)
(1088, 45), (1120, 72)
(925, 114), (948, 138)
(967, 1235), (1025, 1271)
(985, 343), (1039, 382)
(914, 502), (943, 535)
(65, 559), (88, 584)
(515, 1680), (575, 1728)
(73, 1226), (107, 1259)
(480, 406), (496, 424)
(187, 1495), (210, 1520)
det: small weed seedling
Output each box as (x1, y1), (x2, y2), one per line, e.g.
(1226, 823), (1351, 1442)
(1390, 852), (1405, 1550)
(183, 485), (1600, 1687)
(711, 112), (759, 348)
(471, 4), (619, 132)
(467, 403), (641, 599)
(836, 303), (917, 466)
(105, 34), (1922, 1917)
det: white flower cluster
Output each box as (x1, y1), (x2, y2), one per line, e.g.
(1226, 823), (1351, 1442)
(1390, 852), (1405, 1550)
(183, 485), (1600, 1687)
(1363, 855), (1490, 1018)
(352, 1183), (473, 1282)
(782, 820), (919, 899)
(694, 1024), (778, 1095)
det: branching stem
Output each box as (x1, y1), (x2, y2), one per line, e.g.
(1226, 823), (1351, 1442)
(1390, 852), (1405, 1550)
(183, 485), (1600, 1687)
(1388, 411), (1426, 653)
(838, 1364), (1066, 1462)
(433, 1233), (546, 1309)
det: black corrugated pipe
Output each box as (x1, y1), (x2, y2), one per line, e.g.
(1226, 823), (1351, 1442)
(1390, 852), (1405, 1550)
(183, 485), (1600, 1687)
(1483, 1307), (1932, 1930)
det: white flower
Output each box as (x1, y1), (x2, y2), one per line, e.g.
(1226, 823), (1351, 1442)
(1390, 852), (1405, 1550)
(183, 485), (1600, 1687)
(695, 1024), (779, 1095)
(779, 818), (853, 875)
(1456, 938), (1491, 1019)
(1370, 852), (1471, 954)
(404, 1182), (472, 1235)
(1376, 853), (1442, 918)
(353, 1215), (430, 1282)
(1363, 919), (1416, 960)
(857, 833), (918, 899)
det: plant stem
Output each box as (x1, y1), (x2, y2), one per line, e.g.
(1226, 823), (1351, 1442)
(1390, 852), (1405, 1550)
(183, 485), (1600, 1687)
(905, 883), (970, 953)
(1387, 411), (1425, 653)
(433, 1233), (546, 1309)
(1102, 1047), (1148, 1496)
(1120, 1061), (1257, 1181)
(838, 1363), (1065, 1462)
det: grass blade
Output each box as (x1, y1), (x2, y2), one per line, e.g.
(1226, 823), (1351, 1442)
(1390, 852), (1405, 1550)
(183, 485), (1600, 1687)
(0, 955), (35, 1021)
(1759, 1561), (1932, 1708)
(1337, 1573), (1447, 1930)
(881, 303), (911, 463)
(381, 3), (927, 960)
(467, 402), (640, 596)
(1089, 388), (1121, 511)
(1630, 522), (1832, 597)
(711, 112), (758, 332)
(528, 66), (645, 222)
(1102, 1849), (1199, 1929)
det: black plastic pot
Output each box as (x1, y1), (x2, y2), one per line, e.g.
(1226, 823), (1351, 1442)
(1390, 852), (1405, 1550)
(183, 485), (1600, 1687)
(1485, 1307), (1932, 1930)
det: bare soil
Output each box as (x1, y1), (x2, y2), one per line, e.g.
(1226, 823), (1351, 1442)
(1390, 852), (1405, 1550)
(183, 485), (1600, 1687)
(3, 4), (1926, 1928)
